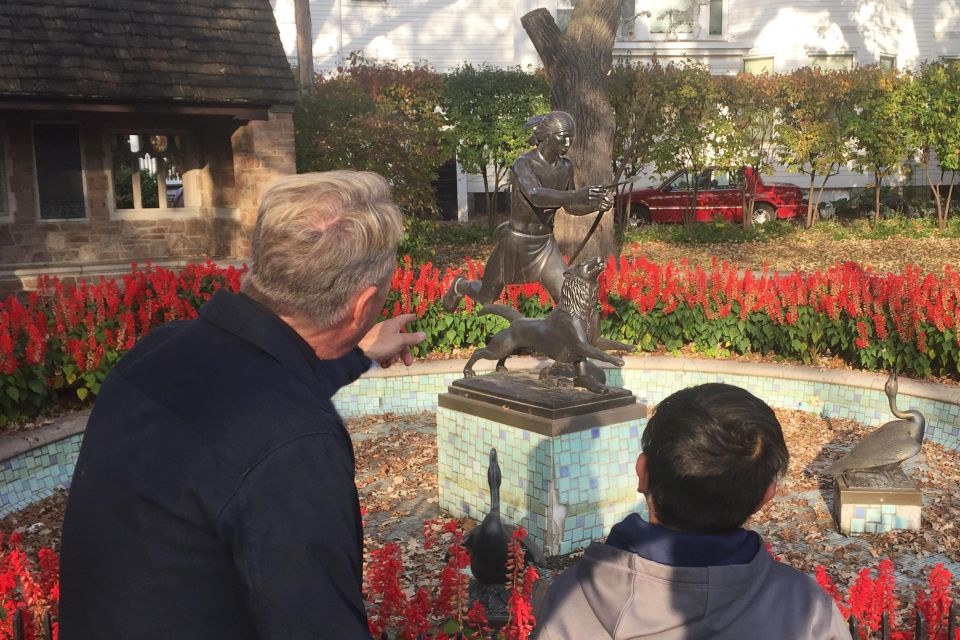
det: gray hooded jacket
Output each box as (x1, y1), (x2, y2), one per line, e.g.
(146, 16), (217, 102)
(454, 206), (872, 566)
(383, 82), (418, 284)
(532, 542), (851, 640)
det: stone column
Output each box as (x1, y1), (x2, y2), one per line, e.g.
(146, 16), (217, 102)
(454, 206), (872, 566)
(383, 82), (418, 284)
(230, 106), (297, 257)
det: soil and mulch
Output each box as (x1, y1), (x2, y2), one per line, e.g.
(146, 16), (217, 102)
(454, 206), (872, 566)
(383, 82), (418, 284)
(4, 408), (959, 608)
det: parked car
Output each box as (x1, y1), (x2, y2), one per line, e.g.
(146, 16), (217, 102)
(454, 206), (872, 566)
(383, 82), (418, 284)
(621, 167), (806, 225)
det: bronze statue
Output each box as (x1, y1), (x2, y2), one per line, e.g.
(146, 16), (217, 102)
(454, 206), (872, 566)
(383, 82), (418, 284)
(442, 111), (613, 312)
(829, 372), (926, 478)
(462, 257), (634, 394)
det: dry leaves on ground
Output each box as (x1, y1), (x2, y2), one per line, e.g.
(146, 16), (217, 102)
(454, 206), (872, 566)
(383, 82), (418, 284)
(435, 236), (960, 275)
(4, 409), (959, 608)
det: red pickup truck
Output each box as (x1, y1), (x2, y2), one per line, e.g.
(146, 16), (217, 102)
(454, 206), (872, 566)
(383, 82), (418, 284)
(623, 166), (806, 225)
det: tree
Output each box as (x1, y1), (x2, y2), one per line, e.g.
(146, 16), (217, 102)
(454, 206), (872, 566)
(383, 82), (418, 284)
(648, 62), (733, 225)
(848, 66), (915, 224)
(776, 67), (855, 228)
(442, 65), (550, 231)
(716, 72), (780, 228)
(294, 0), (313, 86)
(521, 0), (622, 260)
(294, 57), (452, 215)
(608, 60), (665, 227)
(912, 61), (960, 230)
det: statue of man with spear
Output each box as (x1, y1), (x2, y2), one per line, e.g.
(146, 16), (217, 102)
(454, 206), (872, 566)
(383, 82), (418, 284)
(442, 111), (618, 312)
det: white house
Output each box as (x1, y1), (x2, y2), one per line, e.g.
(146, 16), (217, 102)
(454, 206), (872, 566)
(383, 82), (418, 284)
(271, 0), (960, 212)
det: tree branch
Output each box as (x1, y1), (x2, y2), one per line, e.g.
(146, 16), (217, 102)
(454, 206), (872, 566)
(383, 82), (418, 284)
(521, 9), (566, 74)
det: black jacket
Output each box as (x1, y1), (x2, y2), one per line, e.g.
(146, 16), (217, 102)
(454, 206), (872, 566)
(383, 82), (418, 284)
(60, 290), (373, 639)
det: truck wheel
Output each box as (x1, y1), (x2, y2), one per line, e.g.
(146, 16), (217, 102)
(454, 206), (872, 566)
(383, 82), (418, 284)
(752, 203), (775, 225)
(630, 205), (652, 227)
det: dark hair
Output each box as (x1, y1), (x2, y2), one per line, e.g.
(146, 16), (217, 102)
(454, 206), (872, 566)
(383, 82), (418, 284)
(641, 383), (789, 533)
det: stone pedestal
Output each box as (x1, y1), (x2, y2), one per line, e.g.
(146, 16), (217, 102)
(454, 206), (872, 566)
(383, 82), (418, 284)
(437, 372), (648, 557)
(833, 469), (922, 534)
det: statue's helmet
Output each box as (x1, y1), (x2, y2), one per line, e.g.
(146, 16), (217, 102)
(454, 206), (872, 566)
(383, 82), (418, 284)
(524, 111), (576, 145)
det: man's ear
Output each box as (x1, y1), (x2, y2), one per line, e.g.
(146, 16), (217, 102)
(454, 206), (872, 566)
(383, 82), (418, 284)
(349, 285), (381, 330)
(635, 453), (649, 494)
(753, 480), (778, 514)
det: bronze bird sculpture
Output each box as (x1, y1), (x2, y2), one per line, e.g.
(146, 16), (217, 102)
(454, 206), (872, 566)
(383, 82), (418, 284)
(464, 448), (542, 584)
(829, 372), (926, 476)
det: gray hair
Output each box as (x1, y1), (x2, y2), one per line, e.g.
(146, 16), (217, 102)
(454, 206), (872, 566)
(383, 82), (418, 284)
(241, 171), (402, 329)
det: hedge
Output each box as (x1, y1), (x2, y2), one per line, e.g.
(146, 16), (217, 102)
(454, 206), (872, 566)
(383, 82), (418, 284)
(1, 256), (958, 425)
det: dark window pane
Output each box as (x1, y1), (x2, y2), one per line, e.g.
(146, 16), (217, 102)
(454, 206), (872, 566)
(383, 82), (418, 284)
(34, 123), (86, 219)
(620, 0), (635, 38)
(709, 0), (722, 35)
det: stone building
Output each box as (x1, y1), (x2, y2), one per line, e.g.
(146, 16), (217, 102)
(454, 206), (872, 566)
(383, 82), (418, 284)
(0, 0), (298, 294)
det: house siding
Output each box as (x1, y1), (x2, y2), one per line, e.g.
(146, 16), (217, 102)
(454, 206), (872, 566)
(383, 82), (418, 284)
(275, 0), (960, 198)
(272, 0), (549, 72)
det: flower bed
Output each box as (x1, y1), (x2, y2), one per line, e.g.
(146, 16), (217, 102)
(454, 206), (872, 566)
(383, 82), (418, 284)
(1, 257), (959, 425)
(0, 262), (245, 425)
(393, 255), (960, 379)
(3, 519), (959, 640)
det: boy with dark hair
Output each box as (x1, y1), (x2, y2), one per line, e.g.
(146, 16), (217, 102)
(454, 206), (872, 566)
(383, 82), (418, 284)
(532, 383), (851, 640)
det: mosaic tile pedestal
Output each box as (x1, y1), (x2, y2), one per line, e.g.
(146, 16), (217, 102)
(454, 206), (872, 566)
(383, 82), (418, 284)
(437, 373), (648, 557)
(833, 470), (922, 535)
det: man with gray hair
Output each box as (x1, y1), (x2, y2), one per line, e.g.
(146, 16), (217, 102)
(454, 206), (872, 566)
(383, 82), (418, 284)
(60, 171), (424, 639)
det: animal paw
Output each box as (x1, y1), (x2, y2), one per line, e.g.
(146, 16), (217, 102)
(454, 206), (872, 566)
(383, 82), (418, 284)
(496, 364), (508, 373)
(575, 375), (609, 394)
(463, 369), (476, 378)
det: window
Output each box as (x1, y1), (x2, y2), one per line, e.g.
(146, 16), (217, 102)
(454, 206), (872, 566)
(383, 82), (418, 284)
(559, 0), (635, 37)
(0, 126), (7, 220)
(705, 169), (739, 189)
(879, 54), (896, 70)
(650, 0), (695, 34)
(665, 171), (692, 191)
(619, 0), (636, 38)
(809, 53), (855, 70)
(743, 56), (774, 75)
(111, 133), (188, 212)
(33, 123), (87, 220)
(708, 0), (722, 35)
(557, 0), (574, 30)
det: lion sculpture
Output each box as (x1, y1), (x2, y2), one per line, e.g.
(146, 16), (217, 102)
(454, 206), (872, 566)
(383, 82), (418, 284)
(462, 256), (634, 393)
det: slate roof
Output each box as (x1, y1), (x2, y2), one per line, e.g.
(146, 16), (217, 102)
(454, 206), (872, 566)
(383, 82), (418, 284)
(0, 0), (297, 106)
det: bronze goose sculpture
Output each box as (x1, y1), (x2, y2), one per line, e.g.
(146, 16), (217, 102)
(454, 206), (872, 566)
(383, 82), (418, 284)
(829, 372), (926, 476)
(464, 448), (542, 584)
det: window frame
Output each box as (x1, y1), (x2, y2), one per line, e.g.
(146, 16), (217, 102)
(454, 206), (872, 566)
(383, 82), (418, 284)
(31, 121), (89, 223)
(0, 124), (9, 223)
(879, 54), (897, 70)
(106, 130), (202, 222)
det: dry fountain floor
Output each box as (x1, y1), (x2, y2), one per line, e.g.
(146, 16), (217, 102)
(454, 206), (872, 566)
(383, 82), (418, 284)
(4, 408), (959, 615)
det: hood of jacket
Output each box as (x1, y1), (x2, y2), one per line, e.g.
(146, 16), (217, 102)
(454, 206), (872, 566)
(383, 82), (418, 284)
(575, 541), (775, 639)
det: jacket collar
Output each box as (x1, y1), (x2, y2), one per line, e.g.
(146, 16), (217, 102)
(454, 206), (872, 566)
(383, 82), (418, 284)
(199, 290), (371, 397)
(605, 513), (761, 568)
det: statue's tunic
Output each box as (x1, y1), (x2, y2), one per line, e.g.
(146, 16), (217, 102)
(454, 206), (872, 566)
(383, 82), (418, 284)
(479, 150), (574, 302)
